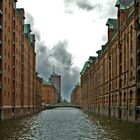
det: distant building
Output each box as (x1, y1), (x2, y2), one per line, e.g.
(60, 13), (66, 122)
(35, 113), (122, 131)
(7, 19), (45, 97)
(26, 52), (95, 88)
(35, 73), (43, 112)
(49, 70), (61, 102)
(42, 81), (58, 105)
(71, 84), (81, 106)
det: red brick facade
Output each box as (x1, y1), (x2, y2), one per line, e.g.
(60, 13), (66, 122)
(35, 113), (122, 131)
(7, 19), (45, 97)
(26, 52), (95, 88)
(72, 0), (140, 122)
(0, 0), (41, 120)
(42, 82), (58, 105)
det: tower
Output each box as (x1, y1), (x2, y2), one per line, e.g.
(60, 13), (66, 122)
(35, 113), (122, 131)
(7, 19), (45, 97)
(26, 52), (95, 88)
(49, 67), (61, 103)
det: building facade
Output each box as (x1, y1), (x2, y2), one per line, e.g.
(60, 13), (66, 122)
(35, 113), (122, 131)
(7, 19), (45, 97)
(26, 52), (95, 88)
(0, 0), (40, 120)
(42, 82), (58, 105)
(35, 73), (43, 112)
(71, 84), (81, 106)
(72, 0), (140, 122)
(49, 72), (61, 102)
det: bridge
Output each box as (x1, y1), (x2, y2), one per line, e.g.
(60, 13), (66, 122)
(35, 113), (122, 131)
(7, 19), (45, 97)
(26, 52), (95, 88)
(43, 103), (81, 109)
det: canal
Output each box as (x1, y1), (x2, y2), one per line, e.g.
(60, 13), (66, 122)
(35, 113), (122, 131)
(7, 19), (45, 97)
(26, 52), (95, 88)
(0, 108), (140, 140)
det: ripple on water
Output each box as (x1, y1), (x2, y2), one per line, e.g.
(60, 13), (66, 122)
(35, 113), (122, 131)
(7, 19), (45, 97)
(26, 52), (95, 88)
(1, 108), (140, 140)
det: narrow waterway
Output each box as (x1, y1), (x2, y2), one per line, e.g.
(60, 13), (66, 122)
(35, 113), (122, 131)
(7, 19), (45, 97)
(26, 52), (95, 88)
(0, 108), (140, 140)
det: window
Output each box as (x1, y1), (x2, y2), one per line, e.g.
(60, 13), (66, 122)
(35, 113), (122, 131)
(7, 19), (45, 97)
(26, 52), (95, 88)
(4, 49), (6, 56)
(8, 65), (10, 72)
(4, 63), (6, 70)
(130, 90), (133, 104)
(124, 92), (126, 103)
(5, 8), (7, 15)
(4, 77), (6, 83)
(8, 92), (10, 98)
(129, 109), (132, 116)
(5, 35), (6, 42)
(5, 21), (6, 28)
(120, 52), (122, 63)
(138, 52), (140, 65)
(130, 58), (133, 67)
(124, 74), (126, 85)
(8, 40), (10, 45)
(9, 13), (10, 20)
(120, 66), (122, 74)
(130, 71), (133, 81)
(8, 52), (10, 58)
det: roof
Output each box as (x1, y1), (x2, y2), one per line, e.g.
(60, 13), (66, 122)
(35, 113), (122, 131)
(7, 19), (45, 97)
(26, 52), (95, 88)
(80, 56), (97, 75)
(24, 24), (31, 34)
(106, 18), (118, 37)
(106, 18), (118, 29)
(30, 34), (35, 44)
(115, 0), (134, 9)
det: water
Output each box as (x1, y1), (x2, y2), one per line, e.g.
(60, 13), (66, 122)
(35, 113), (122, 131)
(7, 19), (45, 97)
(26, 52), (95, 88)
(0, 108), (140, 140)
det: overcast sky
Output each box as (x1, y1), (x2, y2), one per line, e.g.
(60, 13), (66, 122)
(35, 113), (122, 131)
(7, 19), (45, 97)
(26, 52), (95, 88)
(17, 0), (117, 100)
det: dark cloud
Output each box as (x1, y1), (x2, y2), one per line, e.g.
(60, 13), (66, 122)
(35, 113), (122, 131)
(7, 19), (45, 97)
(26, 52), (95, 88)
(99, 1), (117, 19)
(26, 13), (80, 100)
(36, 41), (80, 100)
(76, 0), (94, 11)
(64, 0), (102, 12)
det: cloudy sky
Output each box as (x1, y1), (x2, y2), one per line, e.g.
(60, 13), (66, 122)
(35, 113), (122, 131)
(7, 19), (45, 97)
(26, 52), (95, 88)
(17, 0), (117, 100)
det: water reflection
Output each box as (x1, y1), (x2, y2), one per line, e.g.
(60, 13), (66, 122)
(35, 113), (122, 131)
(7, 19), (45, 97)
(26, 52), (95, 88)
(0, 108), (140, 140)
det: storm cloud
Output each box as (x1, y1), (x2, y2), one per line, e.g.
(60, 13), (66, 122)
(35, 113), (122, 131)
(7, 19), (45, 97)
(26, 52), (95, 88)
(64, 0), (102, 12)
(26, 13), (80, 100)
(64, 0), (116, 20)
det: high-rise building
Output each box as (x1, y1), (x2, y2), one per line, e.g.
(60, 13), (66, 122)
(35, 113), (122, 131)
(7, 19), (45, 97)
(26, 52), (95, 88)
(49, 69), (61, 102)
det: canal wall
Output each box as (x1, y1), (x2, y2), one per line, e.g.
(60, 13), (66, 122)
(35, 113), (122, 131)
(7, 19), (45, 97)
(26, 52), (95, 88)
(82, 106), (137, 122)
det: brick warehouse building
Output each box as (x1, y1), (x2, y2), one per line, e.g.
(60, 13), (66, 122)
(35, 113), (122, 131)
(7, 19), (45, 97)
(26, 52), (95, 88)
(72, 0), (140, 122)
(0, 0), (41, 120)
(42, 81), (59, 105)
(71, 84), (81, 106)
(49, 71), (61, 103)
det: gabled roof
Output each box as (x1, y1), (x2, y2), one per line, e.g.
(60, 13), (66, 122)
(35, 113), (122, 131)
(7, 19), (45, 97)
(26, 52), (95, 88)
(115, 0), (134, 9)
(106, 18), (118, 37)
(80, 56), (97, 75)
(24, 24), (31, 34)
(106, 18), (118, 29)
(30, 34), (35, 44)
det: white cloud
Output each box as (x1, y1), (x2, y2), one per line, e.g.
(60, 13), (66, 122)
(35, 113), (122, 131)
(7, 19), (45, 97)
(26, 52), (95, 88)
(17, 0), (118, 100)
(17, 0), (117, 68)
